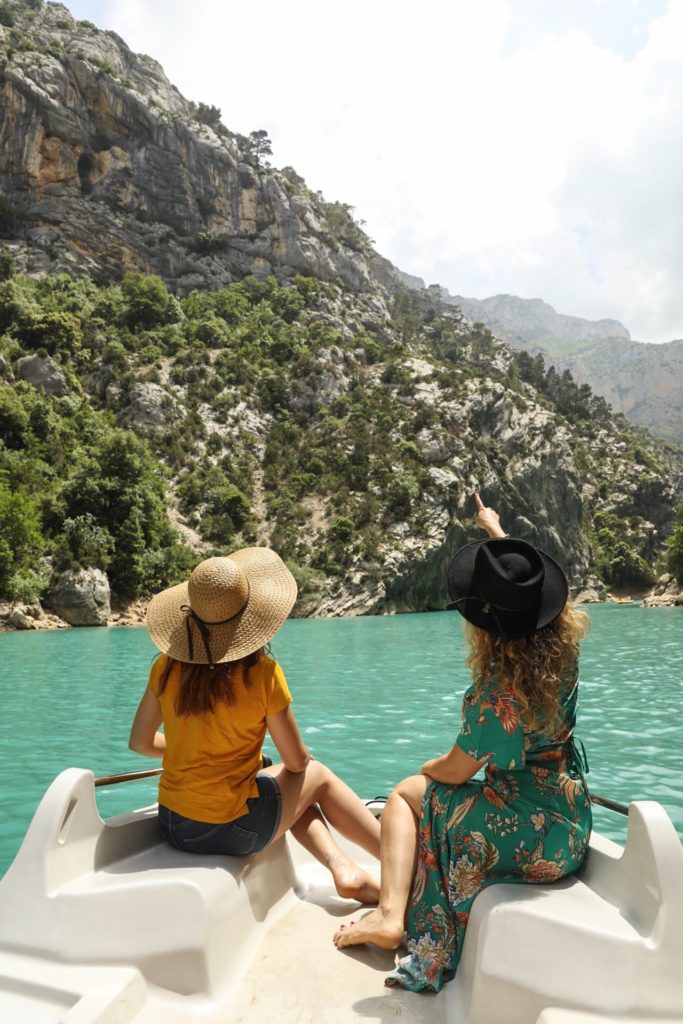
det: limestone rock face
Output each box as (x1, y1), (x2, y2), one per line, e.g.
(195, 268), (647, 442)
(118, 382), (179, 430)
(8, 607), (37, 629)
(574, 586), (603, 604)
(430, 289), (683, 444)
(443, 292), (631, 348)
(47, 567), (111, 626)
(643, 573), (683, 607)
(16, 353), (68, 395)
(288, 346), (351, 413)
(550, 338), (683, 444)
(0, 3), (394, 297)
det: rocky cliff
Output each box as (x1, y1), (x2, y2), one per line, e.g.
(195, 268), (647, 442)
(0, 1), (393, 295)
(443, 291), (631, 350)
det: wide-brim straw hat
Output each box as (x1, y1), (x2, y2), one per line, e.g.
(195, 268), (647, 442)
(447, 537), (568, 638)
(146, 548), (297, 665)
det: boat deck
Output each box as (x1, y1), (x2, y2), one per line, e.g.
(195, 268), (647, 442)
(225, 873), (448, 1024)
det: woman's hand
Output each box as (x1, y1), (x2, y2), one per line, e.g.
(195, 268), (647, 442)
(475, 492), (506, 539)
(421, 744), (485, 785)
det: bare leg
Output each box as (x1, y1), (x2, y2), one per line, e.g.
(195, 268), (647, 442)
(264, 762), (381, 902)
(333, 774), (428, 949)
(291, 806), (379, 904)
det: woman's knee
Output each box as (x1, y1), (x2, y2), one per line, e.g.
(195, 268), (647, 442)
(289, 758), (331, 799)
(308, 759), (338, 796)
(391, 774), (428, 814)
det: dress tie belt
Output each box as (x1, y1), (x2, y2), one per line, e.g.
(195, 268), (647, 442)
(565, 737), (590, 780)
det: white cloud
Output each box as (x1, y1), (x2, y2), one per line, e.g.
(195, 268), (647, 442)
(68, 0), (683, 341)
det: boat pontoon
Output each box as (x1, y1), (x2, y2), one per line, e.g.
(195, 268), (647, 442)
(0, 767), (681, 1023)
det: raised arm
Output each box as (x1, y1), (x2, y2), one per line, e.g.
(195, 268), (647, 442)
(475, 491), (507, 539)
(266, 705), (312, 773)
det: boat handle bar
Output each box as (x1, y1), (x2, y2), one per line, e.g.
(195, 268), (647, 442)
(93, 772), (629, 817)
(94, 768), (163, 787)
(590, 793), (628, 816)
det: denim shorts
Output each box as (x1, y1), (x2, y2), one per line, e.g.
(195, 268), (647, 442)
(158, 774), (282, 856)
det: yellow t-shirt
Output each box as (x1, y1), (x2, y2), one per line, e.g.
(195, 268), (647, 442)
(149, 653), (292, 823)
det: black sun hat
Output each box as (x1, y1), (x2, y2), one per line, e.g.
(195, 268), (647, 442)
(447, 537), (568, 638)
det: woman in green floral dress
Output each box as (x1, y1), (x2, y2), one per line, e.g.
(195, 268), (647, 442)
(334, 494), (592, 993)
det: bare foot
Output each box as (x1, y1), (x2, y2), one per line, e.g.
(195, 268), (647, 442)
(328, 855), (380, 905)
(333, 907), (404, 949)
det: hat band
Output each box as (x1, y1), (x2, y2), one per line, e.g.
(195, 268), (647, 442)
(180, 583), (251, 668)
(447, 594), (510, 638)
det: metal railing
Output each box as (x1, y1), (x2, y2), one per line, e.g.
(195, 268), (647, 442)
(94, 768), (162, 788)
(590, 793), (628, 816)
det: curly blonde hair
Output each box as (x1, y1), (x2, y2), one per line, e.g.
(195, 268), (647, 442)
(463, 602), (590, 731)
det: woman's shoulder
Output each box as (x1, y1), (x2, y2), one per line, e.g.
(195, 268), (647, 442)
(254, 652), (279, 674)
(148, 653), (172, 692)
(462, 675), (524, 732)
(244, 652), (285, 687)
(464, 674), (517, 704)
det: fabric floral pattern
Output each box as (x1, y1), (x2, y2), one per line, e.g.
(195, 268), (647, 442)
(387, 659), (592, 993)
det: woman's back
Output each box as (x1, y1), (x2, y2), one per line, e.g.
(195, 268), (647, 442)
(150, 653), (291, 823)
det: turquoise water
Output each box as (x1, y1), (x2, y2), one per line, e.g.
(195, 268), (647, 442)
(1, 604), (681, 876)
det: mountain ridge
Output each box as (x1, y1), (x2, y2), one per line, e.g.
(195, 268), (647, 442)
(394, 272), (683, 443)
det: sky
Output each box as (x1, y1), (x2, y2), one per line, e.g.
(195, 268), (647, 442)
(64, 0), (683, 343)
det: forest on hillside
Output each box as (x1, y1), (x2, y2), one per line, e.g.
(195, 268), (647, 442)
(1, 249), (680, 612)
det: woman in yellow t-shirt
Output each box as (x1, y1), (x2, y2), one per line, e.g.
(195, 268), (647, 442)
(129, 547), (380, 903)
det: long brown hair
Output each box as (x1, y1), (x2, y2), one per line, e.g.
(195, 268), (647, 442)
(157, 648), (264, 716)
(463, 602), (590, 731)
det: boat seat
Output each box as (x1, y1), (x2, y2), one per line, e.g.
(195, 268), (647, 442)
(0, 768), (300, 999)
(453, 801), (683, 1024)
(2, 771), (682, 1023)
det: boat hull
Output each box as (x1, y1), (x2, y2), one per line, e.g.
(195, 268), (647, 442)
(0, 768), (681, 1023)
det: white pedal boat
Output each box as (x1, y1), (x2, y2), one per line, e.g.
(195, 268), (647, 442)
(0, 767), (682, 1024)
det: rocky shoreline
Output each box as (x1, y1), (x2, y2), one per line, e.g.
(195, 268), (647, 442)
(1, 574), (680, 634)
(0, 598), (148, 632)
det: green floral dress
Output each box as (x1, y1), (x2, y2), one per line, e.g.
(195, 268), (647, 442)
(387, 659), (592, 992)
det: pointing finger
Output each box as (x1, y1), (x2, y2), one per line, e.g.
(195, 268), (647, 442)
(475, 492), (484, 510)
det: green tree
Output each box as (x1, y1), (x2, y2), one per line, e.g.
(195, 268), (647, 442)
(667, 503), (683, 583)
(53, 514), (115, 571)
(189, 101), (223, 130)
(109, 507), (147, 597)
(0, 389), (29, 449)
(21, 310), (83, 356)
(60, 430), (175, 597)
(120, 274), (178, 331)
(185, 466), (251, 543)
(0, 247), (15, 281)
(0, 477), (43, 596)
(7, 566), (48, 604)
(236, 129), (273, 164)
